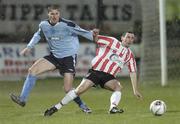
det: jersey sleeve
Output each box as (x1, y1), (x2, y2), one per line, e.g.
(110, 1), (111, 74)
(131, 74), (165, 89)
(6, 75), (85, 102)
(127, 53), (137, 73)
(69, 23), (93, 41)
(96, 35), (114, 47)
(27, 23), (42, 49)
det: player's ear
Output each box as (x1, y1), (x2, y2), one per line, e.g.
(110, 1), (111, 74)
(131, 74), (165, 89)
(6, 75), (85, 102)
(121, 32), (126, 41)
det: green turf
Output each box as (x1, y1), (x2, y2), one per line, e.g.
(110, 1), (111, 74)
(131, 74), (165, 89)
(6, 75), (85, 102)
(0, 78), (180, 124)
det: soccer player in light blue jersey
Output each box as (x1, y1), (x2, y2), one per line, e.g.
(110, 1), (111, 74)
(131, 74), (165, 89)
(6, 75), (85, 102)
(10, 5), (99, 113)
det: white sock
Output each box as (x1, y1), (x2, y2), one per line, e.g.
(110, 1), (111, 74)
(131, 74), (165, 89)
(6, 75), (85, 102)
(55, 90), (77, 110)
(55, 103), (63, 110)
(110, 91), (121, 110)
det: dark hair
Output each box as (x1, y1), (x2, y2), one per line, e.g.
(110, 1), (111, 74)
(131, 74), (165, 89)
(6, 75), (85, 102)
(122, 31), (133, 37)
(47, 5), (60, 13)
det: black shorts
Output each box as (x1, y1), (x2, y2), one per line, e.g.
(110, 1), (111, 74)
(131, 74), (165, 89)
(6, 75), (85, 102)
(85, 69), (116, 88)
(44, 53), (77, 76)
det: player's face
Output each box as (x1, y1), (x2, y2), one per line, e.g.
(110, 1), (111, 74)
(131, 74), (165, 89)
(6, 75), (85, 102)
(48, 9), (60, 24)
(121, 33), (135, 47)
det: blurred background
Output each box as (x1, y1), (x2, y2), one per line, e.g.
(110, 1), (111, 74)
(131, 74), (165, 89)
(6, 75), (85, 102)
(0, 0), (179, 85)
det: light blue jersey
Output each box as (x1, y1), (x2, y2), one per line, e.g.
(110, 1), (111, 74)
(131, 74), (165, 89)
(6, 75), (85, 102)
(27, 18), (93, 58)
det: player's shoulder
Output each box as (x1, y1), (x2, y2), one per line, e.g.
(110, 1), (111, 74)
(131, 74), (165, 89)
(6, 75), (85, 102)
(60, 18), (76, 27)
(39, 19), (49, 26)
(98, 35), (118, 41)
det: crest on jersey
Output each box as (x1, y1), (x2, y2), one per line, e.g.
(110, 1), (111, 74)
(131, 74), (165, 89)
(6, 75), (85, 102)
(109, 54), (123, 68)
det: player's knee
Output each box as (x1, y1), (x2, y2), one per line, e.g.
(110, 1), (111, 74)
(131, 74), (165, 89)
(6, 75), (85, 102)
(64, 89), (69, 93)
(75, 89), (81, 96)
(28, 67), (38, 76)
(115, 82), (123, 91)
(64, 88), (71, 93)
(75, 85), (85, 95)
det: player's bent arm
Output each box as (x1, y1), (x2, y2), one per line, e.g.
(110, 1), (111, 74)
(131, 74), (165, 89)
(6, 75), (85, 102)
(21, 24), (43, 56)
(27, 24), (43, 49)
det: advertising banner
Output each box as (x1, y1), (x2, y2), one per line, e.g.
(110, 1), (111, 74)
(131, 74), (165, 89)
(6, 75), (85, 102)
(0, 0), (141, 34)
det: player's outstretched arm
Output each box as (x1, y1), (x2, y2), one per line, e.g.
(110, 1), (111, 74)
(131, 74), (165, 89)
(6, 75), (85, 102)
(130, 72), (143, 99)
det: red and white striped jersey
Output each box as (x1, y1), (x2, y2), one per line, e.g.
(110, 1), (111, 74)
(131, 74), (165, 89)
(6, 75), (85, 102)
(91, 35), (137, 77)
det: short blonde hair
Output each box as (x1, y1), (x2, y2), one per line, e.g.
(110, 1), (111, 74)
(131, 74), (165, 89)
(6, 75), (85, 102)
(47, 5), (60, 13)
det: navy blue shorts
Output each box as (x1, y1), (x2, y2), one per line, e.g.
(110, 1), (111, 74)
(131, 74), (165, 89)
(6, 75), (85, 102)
(44, 53), (77, 76)
(85, 69), (116, 88)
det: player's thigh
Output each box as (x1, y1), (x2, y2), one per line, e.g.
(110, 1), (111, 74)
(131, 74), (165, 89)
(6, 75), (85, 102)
(29, 58), (56, 75)
(104, 79), (122, 91)
(75, 79), (94, 95)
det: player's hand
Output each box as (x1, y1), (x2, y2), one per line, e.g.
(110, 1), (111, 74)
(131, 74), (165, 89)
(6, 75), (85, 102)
(133, 90), (143, 99)
(93, 28), (99, 35)
(20, 47), (31, 56)
(92, 28), (99, 42)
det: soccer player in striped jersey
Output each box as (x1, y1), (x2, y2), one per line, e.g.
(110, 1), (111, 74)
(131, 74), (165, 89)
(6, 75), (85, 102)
(10, 5), (99, 113)
(44, 31), (143, 116)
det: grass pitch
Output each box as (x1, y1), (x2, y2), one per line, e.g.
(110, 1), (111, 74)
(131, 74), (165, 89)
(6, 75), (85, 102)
(0, 78), (180, 124)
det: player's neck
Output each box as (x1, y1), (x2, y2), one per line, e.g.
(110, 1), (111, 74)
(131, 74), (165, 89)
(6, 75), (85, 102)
(48, 20), (58, 26)
(121, 42), (129, 48)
